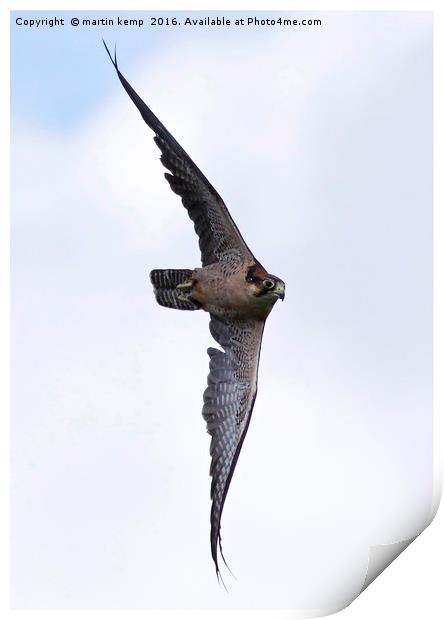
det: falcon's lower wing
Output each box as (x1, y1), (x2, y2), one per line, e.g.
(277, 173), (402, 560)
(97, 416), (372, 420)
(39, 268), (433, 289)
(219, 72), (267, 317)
(203, 315), (265, 578)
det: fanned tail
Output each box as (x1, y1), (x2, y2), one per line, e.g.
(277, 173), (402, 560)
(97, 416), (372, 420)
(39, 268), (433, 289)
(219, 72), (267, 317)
(150, 269), (200, 311)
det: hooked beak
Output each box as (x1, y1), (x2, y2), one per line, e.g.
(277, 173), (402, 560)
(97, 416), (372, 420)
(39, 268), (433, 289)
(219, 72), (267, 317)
(273, 281), (285, 301)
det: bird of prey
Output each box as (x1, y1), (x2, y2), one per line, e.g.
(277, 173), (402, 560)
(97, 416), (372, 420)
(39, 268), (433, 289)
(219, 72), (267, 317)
(104, 42), (285, 581)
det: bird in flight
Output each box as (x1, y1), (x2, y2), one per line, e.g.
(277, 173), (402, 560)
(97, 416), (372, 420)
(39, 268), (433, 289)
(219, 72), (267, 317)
(104, 42), (285, 582)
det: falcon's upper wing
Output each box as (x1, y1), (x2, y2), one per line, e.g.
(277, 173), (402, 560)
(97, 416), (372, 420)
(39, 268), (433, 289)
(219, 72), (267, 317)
(203, 315), (265, 578)
(104, 42), (256, 267)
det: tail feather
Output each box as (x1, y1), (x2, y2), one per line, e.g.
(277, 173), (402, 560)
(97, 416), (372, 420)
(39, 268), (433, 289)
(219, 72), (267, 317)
(150, 269), (192, 289)
(150, 269), (200, 311)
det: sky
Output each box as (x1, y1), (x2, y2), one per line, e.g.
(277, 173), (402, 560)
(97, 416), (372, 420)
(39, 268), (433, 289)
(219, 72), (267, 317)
(11, 10), (433, 612)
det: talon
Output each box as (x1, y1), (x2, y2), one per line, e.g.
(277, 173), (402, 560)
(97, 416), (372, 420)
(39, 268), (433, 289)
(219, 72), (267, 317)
(176, 281), (193, 291)
(177, 293), (191, 302)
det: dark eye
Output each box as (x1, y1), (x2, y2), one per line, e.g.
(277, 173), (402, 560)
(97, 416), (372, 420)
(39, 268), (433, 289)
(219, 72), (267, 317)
(263, 279), (274, 289)
(246, 276), (256, 283)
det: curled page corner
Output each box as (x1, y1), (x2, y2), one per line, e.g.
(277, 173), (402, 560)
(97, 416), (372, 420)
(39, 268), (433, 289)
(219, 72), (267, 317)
(360, 535), (417, 594)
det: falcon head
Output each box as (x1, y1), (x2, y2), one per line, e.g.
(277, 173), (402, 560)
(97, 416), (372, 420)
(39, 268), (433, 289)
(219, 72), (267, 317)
(246, 264), (285, 304)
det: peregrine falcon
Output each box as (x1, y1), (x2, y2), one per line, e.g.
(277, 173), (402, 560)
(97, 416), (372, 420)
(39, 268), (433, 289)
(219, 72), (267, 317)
(104, 43), (285, 581)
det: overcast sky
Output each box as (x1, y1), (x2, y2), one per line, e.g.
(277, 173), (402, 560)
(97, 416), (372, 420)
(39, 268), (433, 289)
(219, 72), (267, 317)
(11, 10), (433, 612)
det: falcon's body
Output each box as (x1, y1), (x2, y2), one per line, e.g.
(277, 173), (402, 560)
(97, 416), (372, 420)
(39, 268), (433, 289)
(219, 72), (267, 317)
(104, 42), (285, 582)
(185, 262), (284, 321)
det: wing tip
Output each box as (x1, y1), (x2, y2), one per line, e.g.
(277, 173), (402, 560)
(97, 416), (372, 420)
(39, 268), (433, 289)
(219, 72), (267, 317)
(216, 566), (229, 592)
(212, 542), (229, 592)
(211, 515), (236, 590)
(102, 38), (118, 70)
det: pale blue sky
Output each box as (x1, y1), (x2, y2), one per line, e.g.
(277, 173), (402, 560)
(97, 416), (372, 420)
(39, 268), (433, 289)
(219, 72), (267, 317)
(11, 10), (289, 129)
